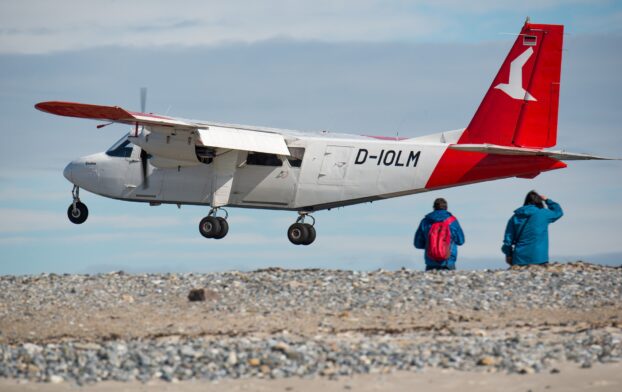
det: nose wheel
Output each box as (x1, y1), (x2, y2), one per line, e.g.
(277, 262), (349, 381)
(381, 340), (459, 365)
(199, 208), (229, 239)
(67, 185), (89, 224)
(288, 212), (316, 245)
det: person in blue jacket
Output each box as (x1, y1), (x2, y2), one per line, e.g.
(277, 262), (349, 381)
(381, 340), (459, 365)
(414, 198), (465, 271)
(502, 190), (563, 266)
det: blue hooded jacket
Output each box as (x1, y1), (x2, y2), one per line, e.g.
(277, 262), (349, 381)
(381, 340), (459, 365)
(501, 199), (563, 265)
(414, 210), (465, 268)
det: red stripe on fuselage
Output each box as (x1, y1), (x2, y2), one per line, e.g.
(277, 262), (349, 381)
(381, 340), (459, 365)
(425, 149), (566, 189)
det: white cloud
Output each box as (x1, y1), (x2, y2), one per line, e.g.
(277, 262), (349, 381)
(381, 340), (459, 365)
(1, 0), (615, 54)
(0, 0), (437, 54)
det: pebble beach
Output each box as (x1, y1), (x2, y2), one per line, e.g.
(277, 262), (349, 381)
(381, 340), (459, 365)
(0, 262), (620, 389)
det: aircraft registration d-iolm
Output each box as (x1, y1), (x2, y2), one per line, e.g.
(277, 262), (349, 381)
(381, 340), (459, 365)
(36, 21), (614, 245)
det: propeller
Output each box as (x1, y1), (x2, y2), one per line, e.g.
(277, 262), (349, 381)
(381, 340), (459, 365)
(139, 87), (149, 188)
(140, 148), (149, 188)
(140, 87), (147, 113)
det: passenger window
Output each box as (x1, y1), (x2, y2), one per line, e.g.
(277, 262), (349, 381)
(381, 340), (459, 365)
(246, 152), (283, 166)
(287, 147), (305, 168)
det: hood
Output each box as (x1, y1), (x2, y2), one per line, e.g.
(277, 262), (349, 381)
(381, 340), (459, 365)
(513, 204), (540, 218)
(425, 209), (453, 223)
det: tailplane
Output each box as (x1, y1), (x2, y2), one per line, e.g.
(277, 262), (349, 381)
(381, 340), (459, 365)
(458, 21), (564, 148)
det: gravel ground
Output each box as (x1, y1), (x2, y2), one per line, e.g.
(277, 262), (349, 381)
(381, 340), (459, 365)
(0, 262), (620, 385)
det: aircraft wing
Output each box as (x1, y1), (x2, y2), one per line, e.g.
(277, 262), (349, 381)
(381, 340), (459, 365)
(35, 101), (198, 129)
(448, 144), (618, 161)
(35, 101), (290, 156)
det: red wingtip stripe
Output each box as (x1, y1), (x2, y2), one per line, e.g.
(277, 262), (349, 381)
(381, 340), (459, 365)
(35, 101), (133, 122)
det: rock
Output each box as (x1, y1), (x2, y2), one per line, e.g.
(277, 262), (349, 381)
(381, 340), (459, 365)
(49, 375), (64, 383)
(188, 289), (206, 302)
(188, 288), (220, 302)
(73, 343), (102, 350)
(180, 345), (200, 358)
(518, 366), (535, 374)
(248, 358), (261, 367)
(121, 294), (134, 303)
(22, 343), (42, 357)
(272, 342), (290, 353)
(227, 351), (238, 366)
(477, 356), (497, 366)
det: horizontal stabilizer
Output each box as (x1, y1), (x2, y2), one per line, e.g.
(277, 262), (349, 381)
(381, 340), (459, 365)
(449, 144), (618, 161)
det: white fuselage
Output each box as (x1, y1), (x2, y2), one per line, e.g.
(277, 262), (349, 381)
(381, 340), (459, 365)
(64, 129), (461, 211)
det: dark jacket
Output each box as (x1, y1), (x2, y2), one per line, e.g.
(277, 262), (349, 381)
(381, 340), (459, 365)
(501, 199), (563, 265)
(414, 210), (465, 268)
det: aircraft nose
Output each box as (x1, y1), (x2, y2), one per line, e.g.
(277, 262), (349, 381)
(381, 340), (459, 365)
(63, 162), (74, 182)
(64, 156), (99, 189)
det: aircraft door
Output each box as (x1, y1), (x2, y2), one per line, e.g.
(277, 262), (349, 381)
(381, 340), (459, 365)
(318, 145), (353, 185)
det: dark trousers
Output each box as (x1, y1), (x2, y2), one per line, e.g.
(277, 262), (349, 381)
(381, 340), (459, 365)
(425, 265), (456, 271)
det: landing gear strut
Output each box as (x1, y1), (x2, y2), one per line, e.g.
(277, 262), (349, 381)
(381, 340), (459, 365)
(199, 207), (229, 239)
(67, 185), (88, 224)
(288, 212), (316, 245)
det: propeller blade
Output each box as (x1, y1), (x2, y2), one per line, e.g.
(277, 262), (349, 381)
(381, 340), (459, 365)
(140, 148), (149, 188)
(140, 87), (147, 113)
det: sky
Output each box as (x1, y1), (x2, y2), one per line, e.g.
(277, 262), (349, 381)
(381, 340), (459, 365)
(0, 0), (621, 275)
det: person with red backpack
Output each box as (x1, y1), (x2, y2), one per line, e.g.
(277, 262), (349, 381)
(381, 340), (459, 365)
(414, 198), (465, 271)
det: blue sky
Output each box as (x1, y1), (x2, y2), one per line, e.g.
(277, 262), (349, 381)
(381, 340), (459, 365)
(1, 1), (621, 274)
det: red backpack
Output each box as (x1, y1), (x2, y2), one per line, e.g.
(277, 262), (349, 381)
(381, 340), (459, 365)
(426, 216), (456, 261)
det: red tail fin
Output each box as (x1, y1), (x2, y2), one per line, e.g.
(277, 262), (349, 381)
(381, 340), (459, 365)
(458, 22), (564, 148)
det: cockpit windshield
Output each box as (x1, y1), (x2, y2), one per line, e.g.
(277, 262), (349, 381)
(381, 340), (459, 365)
(106, 134), (135, 158)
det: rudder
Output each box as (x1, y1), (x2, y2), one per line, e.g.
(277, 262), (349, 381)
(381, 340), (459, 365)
(458, 21), (564, 148)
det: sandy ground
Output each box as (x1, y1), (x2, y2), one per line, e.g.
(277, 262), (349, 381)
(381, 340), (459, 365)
(1, 298), (620, 344)
(1, 362), (621, 392)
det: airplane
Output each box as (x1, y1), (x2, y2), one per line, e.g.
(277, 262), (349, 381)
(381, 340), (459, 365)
(35, 20), (614, 246)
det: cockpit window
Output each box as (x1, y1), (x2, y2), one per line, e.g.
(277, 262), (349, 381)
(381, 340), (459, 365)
(106, 135), (135, 158)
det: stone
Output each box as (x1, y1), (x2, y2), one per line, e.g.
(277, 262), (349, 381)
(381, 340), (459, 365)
(49, 375), (64, 383)
(121, 294), (134, 303)
(188, 288), (220, 301)
(73, 343), (102, 350)
(477, 356), (497, 366)
(227, 351), (238, 366)
(188, 289), (206, 302)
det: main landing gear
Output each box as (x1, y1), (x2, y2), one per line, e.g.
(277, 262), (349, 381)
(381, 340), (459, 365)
(67, 185), (89, 224)
(288, 212), (316, 246)
(199, 208), (229, 239)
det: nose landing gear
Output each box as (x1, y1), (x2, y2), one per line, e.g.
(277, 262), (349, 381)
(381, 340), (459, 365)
(288, 212), (316, 245)
(199, 208), (229, 239)
(67, 185), (88, 224)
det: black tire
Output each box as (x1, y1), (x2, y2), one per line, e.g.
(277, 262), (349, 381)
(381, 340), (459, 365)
(302, 224), (316, 245)
(199, 216), (221, 238)
(214, 217), (229, 239)
(67, 202), (88, 224)
(288, 223), (309, 245)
